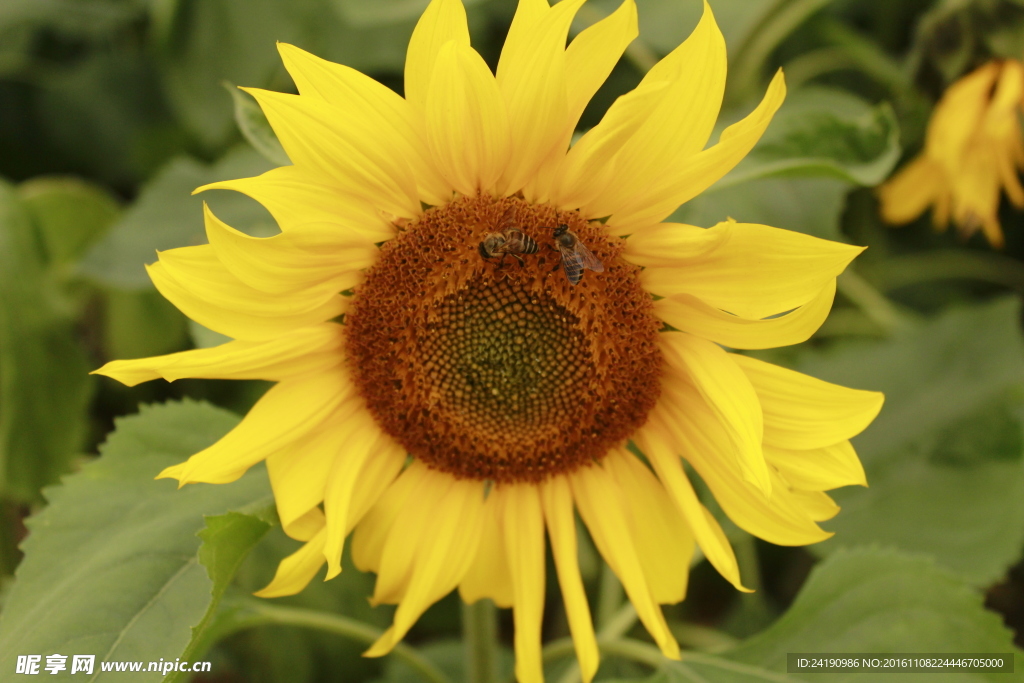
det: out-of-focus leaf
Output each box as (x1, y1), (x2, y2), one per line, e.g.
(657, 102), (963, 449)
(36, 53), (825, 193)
(189, 320), (234, 349)
(225, 82), (290, 167)
(725, 548), (1023, 682)
(789, 298), (1024, 585)
(331, 0), (487, 27)
(0, 400), (274, 678)
(164, 510), (273, 683)
(672, 88), (900, 240)
(0, 180), (92, 503)
(373, 639), (514, 683)
(79, 146), (275, 290)
(0, 0), (142, 39)
(18, 177), (120, 269)
(104, 289), (189, 361)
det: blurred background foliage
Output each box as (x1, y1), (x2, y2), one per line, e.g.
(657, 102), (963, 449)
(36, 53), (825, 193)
(1, 0), (1024, 681)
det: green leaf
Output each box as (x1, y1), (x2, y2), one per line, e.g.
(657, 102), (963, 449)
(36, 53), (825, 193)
(78, 146), (276, 290)
(724, 548), (1023, 682)
(225, 82), (290, 167)
(330, 0), (488, 27)
(0, 400), (274, 677)
(103, 289), (190, 361)
(164, 511), (273, 683)
(671, 88), (900, 240)
(0, 180), (93, 502)
(18, 177), (120, 270)
(788, 298), (1024, 585)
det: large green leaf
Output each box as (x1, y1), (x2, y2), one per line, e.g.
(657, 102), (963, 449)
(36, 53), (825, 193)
(725, 548), (1023, 682)
(0, 181), (92, 502)
(78, 146), (275, 290)
(789, 298), (1024, 585)
(0, 400), (274, 679)
(672, 88), (900, 241)
(226, 83), (290, 167)
(18, 177), (120, 270)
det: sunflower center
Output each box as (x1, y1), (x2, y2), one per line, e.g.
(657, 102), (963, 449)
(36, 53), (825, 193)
(344, 195), (662, 483)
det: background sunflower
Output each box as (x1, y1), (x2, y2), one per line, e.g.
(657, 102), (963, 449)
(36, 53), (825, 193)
(0, 0), (1023, 682)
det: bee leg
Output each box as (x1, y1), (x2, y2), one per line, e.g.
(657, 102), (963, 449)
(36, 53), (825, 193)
(511, 254), (525, 267)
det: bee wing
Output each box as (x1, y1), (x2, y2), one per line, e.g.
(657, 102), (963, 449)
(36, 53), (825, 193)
(574, 240), (604, 273)
(557, 245), (585, 285)
(497, 206), (518, 231)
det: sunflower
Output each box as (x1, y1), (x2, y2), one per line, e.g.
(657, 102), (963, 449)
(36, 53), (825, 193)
(878, 59), (1024, 248)
(95, 0), (883, 681)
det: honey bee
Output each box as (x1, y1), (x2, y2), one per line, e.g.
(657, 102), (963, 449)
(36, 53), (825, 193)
(553, 224), (603, 285)
(478, 211), (539, 267)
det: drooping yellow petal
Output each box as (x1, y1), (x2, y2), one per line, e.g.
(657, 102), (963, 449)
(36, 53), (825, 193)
(459, 490), (515, 608)
(637, 220), (863, 320)
(255, 526), (327, 598)
(604, 70), (786, 234)
(524, 0), (639, 203)
(347, 437), (409, 534)
(765, 440), (867, 491)
(655, 280), (835, 350)
(148, 247), (347, 341)
(267, 425), (347, 539)
(366, 474), (486, 657)
(204, 203), (376, 295)
(277, 42), (452, 205)
(425, 41), (512, 196)
(351, 461), (423, 574)
(502, 484), (547, 683)
(323, 410), (387, 580)
(493, 0), (582, 195)
(637, 419), (747, 593)
(877, 156), (946, 226)
(157, 367), (354, 485)
(788, 489), (840, 522)
(603, 449), (695, 604)
(244, 87), (421, 219)
(731, 354), (884, 450)
(540, 476), (599, 683)
(660, 332), (769, 496)
(196, 165), (395, 242)
(571, 464), (680, 660)
(92, 323), (343, 387)
(405, 0), (471, 114)
(655, 382), (833, 546)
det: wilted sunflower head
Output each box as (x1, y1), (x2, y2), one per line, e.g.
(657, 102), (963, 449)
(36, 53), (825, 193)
(95, 0), (883, 681)
(879, 58), (1024, 248)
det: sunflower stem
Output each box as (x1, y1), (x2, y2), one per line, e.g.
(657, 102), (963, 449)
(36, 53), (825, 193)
(463, 599), (500, 683)
(238, 602), (453, 683)
(836, 269), (916, 334)
(595, 561), (625, 630)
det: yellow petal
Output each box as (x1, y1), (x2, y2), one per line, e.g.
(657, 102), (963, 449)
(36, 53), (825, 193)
(502, 484), (547, 683)
(323, 411), (388, 580)
(405, 0), (471, 114)
(660, 332), (770, 496)
(425, 41), (512, 196)
(655, 279), (835, 350)
(204, 203), (376, 295)
(148, 247), (347, 342)
(604, 449), (695, 604)
(623, 221), (726, 268)
(788, 488), (840, 522)
(244, 87), (420, 219)
(493, 0), (582, 195)
(926, 62), (1000, 168)
(639, 220), (864, 320)
(636, 417), (747, 592)
(348, 437), (409, 533)
(654, 383), (833, 546)
(731, 354), (884, 450)
(765, 440), (867, 491)
(459, 490), (515, 608)
(540, 476), (599, 683)
(571, 464), (680, 660)
(365, 475), (486, 657)
(157, 368), (354, 485)
(351, 460), (422, 574)
(582, 1), (727, 220)
(267, 425), (349, 539)
(255, 526), (327, 598)
(92, 323), (344, 387)
(605, 70), (786, 234)
(196, 165), (395, 242)
(524, 0), (639, 203)
(276, 43), (452, 205)
(877, 155), (946, 226)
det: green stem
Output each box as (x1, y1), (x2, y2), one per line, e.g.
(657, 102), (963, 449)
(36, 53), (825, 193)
(733, 532), (770, 618)
(463, 599), (500, 683)
(555, 603), (639, 683)
(836, 270), (916, 334)
(861, 249), (1024, 292)
(235, 602), (453, 683)
(595, 562), (625, 630)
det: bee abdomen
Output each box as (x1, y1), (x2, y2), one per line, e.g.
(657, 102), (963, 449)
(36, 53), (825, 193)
(521, 236), (539, 254)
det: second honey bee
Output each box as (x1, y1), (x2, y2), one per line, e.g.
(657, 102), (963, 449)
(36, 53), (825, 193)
(478, 212), (539, 267)
(553, 224), (604, 285)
